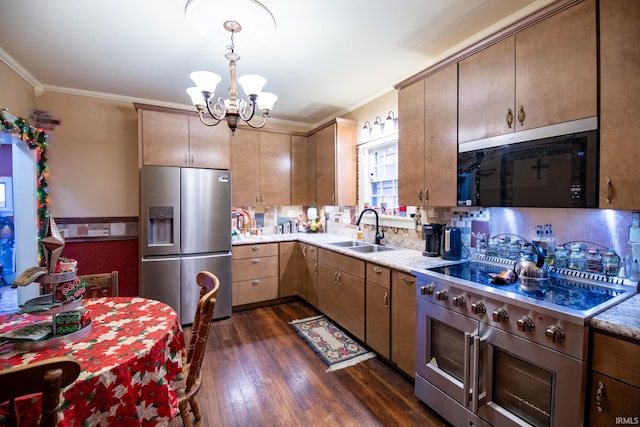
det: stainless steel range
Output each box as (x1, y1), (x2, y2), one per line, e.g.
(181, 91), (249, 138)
(412, 254), (638, 427)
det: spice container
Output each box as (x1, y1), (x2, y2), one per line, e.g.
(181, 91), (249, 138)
(554, 245), (568, 269)
(568, 245), (585, 271)
(603, 249), (620, 277)
(585, 248), (603, 273)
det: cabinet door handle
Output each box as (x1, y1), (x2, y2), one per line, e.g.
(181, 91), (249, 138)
(303, 246), (307, 258)
(251, 258), (260, 264)
(190, 154), (194, 164)
(314, 262), (317, 274)
(251, 279), (260, 286)
(255, 194), (260, 203)
(418, 189), (422, 203)
(334, 271), (338, 283)
(604, 177), (612, 204)
(595, 381), (605, 413)
(424, 188), (429, 202)
(374, 266), (382, 274)
(332, 194), (336, 203)
(401, 277), (415, 285)
(506, 108), (513, 129)
(184, 153), (189, 165)
(383, 291), (389, 308)
(517, 105), (526, 126)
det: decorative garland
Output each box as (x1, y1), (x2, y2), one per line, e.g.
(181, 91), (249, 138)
(0, 108), (49, 248)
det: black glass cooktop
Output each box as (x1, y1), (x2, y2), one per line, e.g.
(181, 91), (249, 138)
(427, 261), (626, 311)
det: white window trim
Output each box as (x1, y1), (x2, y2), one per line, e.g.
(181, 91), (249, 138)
(357, 133), (415, 230)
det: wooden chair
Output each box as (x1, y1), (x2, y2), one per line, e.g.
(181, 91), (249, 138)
(0, 356), (81, 427)
(79, 271), (118, 297)
(177, 271), (220, 427)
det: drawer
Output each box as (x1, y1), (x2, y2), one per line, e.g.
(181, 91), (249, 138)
(589, 372), (640, 426)
(232, 255), (278, 282)
(318, 248), (365, 279)
(232, 243), (278, 259)
(232, 276), (279, 306)
(592, 332), (640, 388)
(366, 263), (390, 289)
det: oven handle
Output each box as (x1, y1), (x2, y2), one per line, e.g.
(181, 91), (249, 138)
(463, 332), (474, 408)
(470, 334), (482, 413)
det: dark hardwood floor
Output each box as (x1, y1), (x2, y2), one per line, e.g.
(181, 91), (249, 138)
(185, 300), (450, 427)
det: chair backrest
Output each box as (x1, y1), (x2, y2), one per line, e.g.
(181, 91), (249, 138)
(0, 356), (81, 427)
(184, 271), (219, 393)
(79, 271), (118, 298)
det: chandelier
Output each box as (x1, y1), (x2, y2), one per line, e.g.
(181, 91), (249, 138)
(186, 20), (277, 134)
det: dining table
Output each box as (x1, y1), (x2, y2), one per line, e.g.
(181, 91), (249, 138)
(0, 297), (186, 426)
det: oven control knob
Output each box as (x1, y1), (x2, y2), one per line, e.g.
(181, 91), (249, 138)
(517, 316), (535, 333)
(492, 308), (509, 323)
(471, 302), (486, 315)
(420, 283), (436, 295)
(435, 290), (448, 301)
(545, 325), (566, 343)
(452, 295), (466, 307)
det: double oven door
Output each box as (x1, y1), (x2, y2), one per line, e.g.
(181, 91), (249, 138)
(416, 299), (586, 427)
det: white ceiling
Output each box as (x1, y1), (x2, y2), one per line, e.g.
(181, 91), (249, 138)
(0, 0), (552, 128)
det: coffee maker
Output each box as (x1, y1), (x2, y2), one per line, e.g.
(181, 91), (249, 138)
(422, 223), (443, 257)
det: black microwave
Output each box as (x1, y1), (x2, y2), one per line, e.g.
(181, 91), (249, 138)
(457, 130), (598, 208)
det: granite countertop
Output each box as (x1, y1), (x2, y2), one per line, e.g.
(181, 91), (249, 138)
(233, 232), (640, 342)
(591, 294), (640, 343)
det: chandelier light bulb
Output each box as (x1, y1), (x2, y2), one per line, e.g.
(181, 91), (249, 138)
(237, 74), (267, 97)
(186, 87), (206, 106)
(189, 71), (222, 99)
(257, 92), (277, 111)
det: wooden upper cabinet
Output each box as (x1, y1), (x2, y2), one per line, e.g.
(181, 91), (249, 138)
(458, 37), (515, 143)
(458, 0), (596, 144)
(140, 109), (189, 166)
(307, 133), (317, 206)
(514, 0), (596, 131)
(139, 109), (231, 168)
(259, 132), (291, 206)
(230, 129), (261, 206)
(187, 116), (230, 169)
(599, 0), (640, 209)
(398, 79), (425, 207)
(230, 129), (291, 207)
(314, 118), (357, 207)
(398, 64), (457, 207)
(424, 63), (458, 207)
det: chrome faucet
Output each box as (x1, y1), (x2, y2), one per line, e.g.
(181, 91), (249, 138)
(355, 208), (384, 245)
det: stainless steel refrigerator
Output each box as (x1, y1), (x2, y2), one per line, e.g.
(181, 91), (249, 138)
(140, 166), (231, 324)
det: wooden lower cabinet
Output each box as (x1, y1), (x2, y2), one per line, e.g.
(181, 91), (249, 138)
(365, 263), (391, 359)
(232, 243), (279, 306)
(391, 271), (416, 377)
(317, 249), (365, 341)
(303, 244), (318, 307)
(279, 241), (304, 298)
(589, 331), (640, 426)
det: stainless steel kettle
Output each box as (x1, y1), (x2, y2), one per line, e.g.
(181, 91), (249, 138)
(514, 242), (549, 281)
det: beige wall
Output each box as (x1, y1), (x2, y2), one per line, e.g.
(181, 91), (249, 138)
(35, 93), (139, 217)
(0, 61), (35, 117)
(342, 90), (398, 142)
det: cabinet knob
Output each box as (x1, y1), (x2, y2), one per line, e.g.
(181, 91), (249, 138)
(374, 266), (382, 274)
(251, 258), (260, 264)
(506, 108), (513, 129)
(603, 177), (612, 204)
(251, 279), (260, 285)
(517, 105), (526, 126)
(595, 381), (604, 413)
(251, 245), (260, 251)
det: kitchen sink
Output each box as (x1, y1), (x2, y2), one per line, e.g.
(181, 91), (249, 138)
(328, 240), (372, 247)
(346, 244), (396, 253)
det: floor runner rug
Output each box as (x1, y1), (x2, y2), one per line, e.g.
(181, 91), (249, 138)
(289, 315), (375, 372)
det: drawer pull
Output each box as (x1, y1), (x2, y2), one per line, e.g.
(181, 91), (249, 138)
(596, 381), (604, 413)
(251, 245), (260, 251)
(374, 266), (382, 274)
(251, 279), (260, 286)
(401, 277), (415, 285)
(251, 258), (260, 264)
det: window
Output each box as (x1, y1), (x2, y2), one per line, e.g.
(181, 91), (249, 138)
(358, 136), (398, 214)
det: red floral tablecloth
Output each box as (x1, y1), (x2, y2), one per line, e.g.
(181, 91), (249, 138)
(0, 297), (185, 426)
